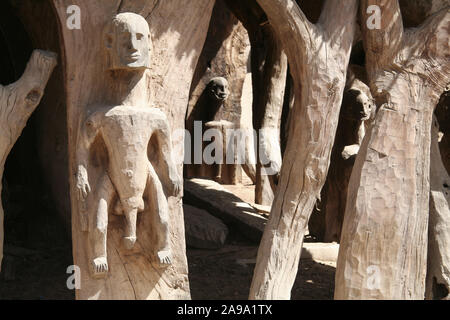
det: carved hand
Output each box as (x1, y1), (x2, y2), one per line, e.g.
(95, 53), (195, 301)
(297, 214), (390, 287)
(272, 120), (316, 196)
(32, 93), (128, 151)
(76, 165), (91, 201)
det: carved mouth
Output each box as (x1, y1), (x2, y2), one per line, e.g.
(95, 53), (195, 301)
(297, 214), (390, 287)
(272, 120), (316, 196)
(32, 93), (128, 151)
(215, 93), (228, 100)
(127, 54), (141, 62)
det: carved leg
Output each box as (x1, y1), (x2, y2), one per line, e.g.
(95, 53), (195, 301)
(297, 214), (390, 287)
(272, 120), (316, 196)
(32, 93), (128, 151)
(122, 207), (138, 250)
(89, 173), (115, 278)
(147, 164), (172, 266)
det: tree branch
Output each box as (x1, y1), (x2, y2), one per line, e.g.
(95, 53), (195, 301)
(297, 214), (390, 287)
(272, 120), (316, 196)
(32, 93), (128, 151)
(361, 0), (404, 69)
(318, 0), (359, 44)
(257, 0), (317, 80)
(410, 7), (450, 61)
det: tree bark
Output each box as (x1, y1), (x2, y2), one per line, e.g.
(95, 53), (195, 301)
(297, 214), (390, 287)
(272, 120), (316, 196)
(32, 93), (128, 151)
(52, 0), (214, 299)
(426, 117), (450, 300)
(335, 1), (450, 300)
(0, 49), (57, 272)
(249, 0), (358, 299)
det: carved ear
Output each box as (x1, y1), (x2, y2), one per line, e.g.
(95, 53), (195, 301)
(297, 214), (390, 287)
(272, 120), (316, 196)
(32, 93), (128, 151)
(148, 34), (153, 54)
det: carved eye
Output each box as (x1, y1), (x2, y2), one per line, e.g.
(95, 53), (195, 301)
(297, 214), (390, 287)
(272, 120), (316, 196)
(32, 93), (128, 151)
(136, 33), (144, 40)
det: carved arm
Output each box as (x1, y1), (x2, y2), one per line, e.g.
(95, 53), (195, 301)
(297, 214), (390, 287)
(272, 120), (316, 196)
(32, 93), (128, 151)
(75, 111), (102, 230)
(153, 116), (182, 197)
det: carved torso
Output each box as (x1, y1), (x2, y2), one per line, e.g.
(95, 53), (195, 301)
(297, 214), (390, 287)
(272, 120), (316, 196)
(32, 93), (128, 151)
(90, 105), (167, 201)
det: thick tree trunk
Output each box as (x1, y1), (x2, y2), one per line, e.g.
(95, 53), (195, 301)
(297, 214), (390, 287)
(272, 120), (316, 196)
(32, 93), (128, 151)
(426, 117), (450, 300)
(249, 0), (358, 299)
(335, 1), (449, 300)
(0, 49), (57, 271)
(52, 0), (214, 300)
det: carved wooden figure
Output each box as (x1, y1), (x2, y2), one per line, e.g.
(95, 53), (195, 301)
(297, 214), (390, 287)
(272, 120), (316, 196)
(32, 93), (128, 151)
(75, 13), (181, 279)
(309, 66), (376, 242)
(336, 1), (449, 300)
(187, 77), (238, 184)
(0, 50), (57, 272)
(53, 0), (214, 299)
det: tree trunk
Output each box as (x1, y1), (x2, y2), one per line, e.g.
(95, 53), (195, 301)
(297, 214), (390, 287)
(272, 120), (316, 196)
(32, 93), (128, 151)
(52, 0), (214, 300)
(335, 1), (449, 300)
(426, 117), (450, 300)
(0, 49), (57, 272)
(249, 0), (358, 299)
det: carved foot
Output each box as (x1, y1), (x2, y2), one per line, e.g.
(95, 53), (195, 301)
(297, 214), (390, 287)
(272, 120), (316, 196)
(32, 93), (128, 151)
(123, 236), (137, 250)
(92, 257), (109, 278)
(156, 250), (172, 267)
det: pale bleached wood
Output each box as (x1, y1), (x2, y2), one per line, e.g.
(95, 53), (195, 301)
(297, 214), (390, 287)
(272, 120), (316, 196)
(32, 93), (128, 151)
(249, 0), (358, 299)
(335, 1), (450, 300)
(52, 0), (214, 299)
(255, 33), (287, 206)
(0, 50), (57, 272)
(426, 117), (450, 300)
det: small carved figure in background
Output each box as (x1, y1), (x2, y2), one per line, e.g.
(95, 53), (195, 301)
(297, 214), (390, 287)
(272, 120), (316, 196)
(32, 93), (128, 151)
(209, 77), (229, 101)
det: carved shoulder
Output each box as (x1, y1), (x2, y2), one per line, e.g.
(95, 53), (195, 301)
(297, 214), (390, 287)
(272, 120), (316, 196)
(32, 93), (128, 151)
(78, 108), (107, 148)
(148, 107), (167, 119)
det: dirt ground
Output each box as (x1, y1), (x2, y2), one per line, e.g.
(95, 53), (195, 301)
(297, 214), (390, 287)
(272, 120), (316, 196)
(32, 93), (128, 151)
(0, 177), (335, 300)
(187, 237), (335, 300)
(188, 177), (336, 300)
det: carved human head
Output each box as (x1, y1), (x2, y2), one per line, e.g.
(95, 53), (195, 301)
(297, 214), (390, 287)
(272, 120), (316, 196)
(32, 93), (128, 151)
(209, 77), (229, 102)
(104, 13), (152, 71)
(343, 81), (376, 121)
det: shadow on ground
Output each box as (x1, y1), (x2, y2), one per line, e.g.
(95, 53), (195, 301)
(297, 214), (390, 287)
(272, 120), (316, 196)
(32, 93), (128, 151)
(187, 230), (336, 300)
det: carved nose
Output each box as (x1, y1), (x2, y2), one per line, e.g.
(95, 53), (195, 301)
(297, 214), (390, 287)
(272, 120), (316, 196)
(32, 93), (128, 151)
(129, 36), (139, 52)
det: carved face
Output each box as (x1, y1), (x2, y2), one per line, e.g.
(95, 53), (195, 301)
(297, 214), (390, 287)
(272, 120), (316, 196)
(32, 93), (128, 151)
(209, 77), (229, 101)
(343, 88), (375, 121)
(105, 13), (151, 71)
